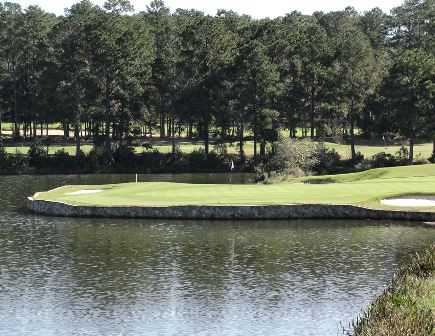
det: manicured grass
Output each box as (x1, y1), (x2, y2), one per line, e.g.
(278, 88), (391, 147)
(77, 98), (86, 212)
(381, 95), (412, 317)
(349, 246), (435, 335)
(325, 141), (433, 159)
(3, 144), (93, 155)
(4, 140), (432, 158)
(1, 122), (62, 131)
(299, 163), (435, 183)
(34, 164), (435, 211)
(1, 140), (260, 155)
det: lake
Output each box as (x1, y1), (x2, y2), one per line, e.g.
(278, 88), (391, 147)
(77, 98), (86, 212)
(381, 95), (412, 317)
(0, 174), (434, 336)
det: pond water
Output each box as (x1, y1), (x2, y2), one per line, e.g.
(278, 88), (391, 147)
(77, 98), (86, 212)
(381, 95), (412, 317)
(0, 174), (434, 336)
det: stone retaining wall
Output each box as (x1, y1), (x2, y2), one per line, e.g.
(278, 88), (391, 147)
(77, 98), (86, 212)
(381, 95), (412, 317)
(27, 197), (435, 221)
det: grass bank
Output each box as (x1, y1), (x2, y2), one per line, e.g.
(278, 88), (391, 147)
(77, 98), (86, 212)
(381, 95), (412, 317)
(346, 246), (434, 336)
(33, 164), (435, 211)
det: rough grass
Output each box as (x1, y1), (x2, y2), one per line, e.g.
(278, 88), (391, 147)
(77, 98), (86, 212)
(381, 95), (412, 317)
(346, 246), (435, 336)
(33, 164), (435, 211)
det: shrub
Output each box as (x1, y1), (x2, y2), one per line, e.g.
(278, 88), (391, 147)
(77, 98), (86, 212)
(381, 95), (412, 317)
(371, 152), (397, 168)
(92, 134), (106, 147)
(28, 139), (48, 166)
(189, 148), (209, 171)
(49, 149), (75, 173)
(255, 138), (319, 182)
(88, 144), (110, 168)
(212, 143), (228, 158)
(413, 154), (428, 165)
(395, 145), (409, 164)
(313, 143), (342, 174)
(0, 151), (29, 174)
(113, 143), (136, 162)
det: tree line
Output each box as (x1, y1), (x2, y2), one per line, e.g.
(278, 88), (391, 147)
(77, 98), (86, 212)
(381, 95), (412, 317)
(0, 0), (433, 164)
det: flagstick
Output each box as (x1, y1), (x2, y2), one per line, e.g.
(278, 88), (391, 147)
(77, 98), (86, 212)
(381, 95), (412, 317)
(230, 160), (234, 189)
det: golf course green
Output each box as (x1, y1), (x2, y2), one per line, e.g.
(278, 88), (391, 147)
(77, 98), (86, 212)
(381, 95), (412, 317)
(32, 164), (435, 212)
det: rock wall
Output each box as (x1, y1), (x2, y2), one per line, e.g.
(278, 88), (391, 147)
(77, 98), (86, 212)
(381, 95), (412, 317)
(27, 197), (435, 221)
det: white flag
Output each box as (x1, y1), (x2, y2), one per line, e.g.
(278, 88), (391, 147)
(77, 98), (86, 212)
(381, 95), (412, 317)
(230, 161), (234, 171)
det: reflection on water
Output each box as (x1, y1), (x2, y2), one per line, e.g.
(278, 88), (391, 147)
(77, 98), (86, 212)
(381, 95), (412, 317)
(0, 174), (434, 336)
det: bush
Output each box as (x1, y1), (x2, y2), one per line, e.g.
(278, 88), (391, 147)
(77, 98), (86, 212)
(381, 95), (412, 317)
(395, 145), (409, 164)
(49, 150), (76, 173)
(313, 143), (342, 174)
(255, 138), (319, 182)
(113, 143), (136, 163)
(371, 152), (397, 168)
(0, 151), (29, 174)
(369, 146), (428, 168)
(28, 139), (48, 166)
(88, 144), (110, 168)
(189, 148), (207, 169)
(212, 143), (228, 158)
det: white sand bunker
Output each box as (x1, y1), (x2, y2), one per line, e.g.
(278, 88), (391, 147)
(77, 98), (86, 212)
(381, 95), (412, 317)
(380, 195), (435, 207)
(66, 189), (103, 196)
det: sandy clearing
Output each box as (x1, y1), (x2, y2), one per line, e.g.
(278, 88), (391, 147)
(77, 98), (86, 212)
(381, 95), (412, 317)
(380, 196), (435, 207)
(66, 189), (103, 195)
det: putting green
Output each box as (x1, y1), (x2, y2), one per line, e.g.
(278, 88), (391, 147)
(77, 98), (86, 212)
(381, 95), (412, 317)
(32, 164), (435, 212)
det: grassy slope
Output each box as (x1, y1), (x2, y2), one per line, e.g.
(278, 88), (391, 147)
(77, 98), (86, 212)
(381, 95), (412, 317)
(34, 164), (435, 211)
(349, 246), (434, 336)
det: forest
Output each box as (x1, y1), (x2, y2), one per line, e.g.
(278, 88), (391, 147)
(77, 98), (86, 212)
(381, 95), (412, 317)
(0, 0), (433, 174)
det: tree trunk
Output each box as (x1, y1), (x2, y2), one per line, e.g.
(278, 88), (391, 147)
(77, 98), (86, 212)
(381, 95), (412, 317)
(253, 120), (257, 158)
(171, 110), (176, 156)
(204, 120), (209, 155)
(310, 85), (315, 140)
(408, 119), (414, 165)
(260, 140), (266, 156)
(239, 112), (244, 162)
(432, 139), (435, 159)
(349, 101), (356, 160)
(0, 110), (2, 137)
(104, 79), (112, 160)
(75, 121), (81, 157)
(63, 122), (70, 139)
(159, 97), (165, 139)
(188, 120), (193, 140)
(13, 77), (19, 138)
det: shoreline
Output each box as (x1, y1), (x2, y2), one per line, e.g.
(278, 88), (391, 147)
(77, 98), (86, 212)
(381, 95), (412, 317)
(27, 197), (435, 221)
(348, 246), (434, 335)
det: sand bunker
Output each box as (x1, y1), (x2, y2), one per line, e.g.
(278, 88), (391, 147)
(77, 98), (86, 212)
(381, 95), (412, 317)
(66, 189), (103, 196)
(380, 195), (435, 207)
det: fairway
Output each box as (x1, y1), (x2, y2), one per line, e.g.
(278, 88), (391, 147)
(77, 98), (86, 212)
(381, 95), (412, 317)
(33, 164), (435, 211)
(4, 140), (433, 158)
